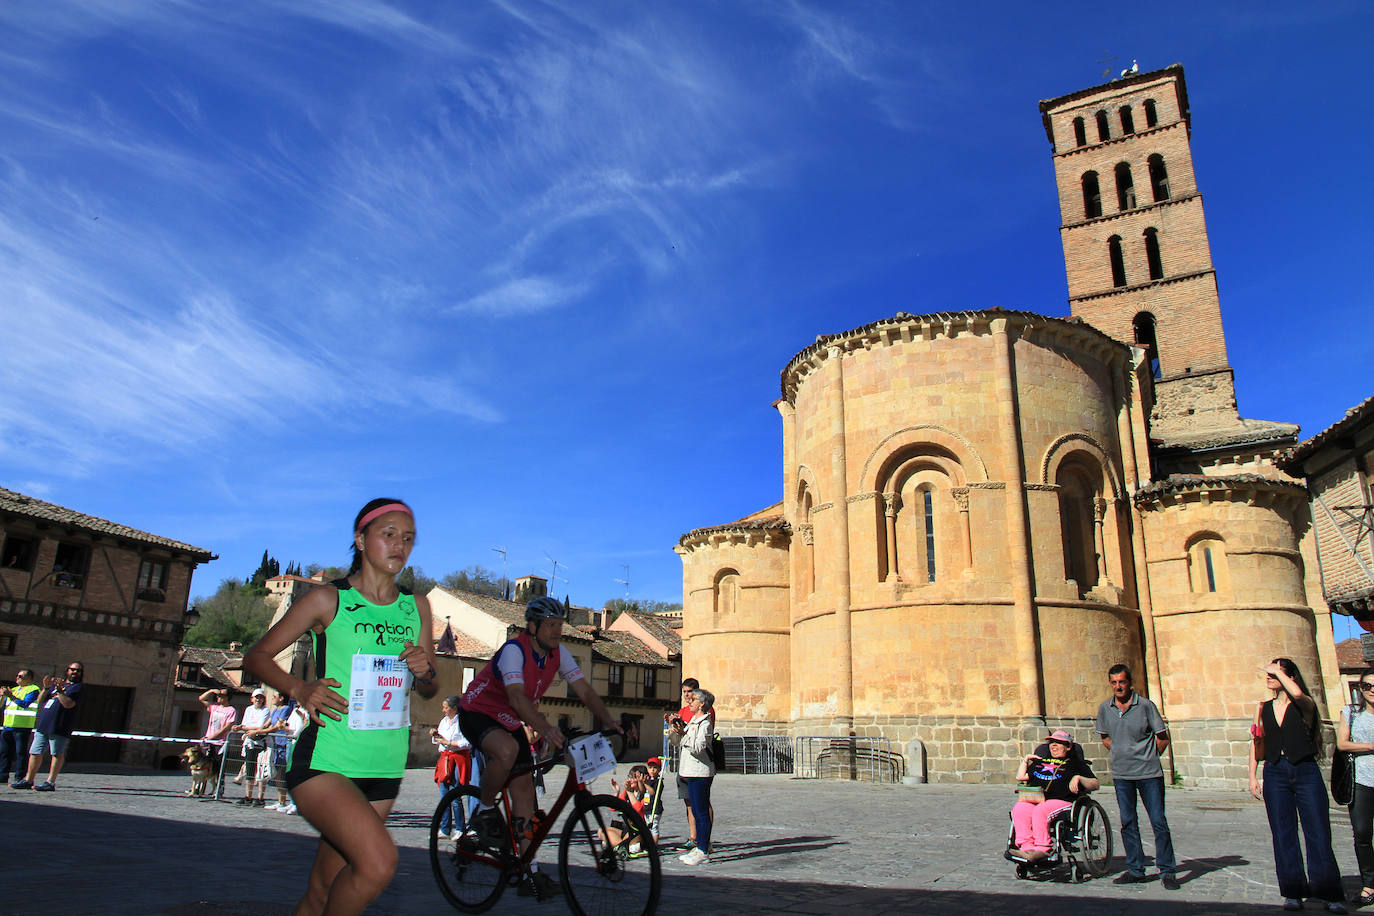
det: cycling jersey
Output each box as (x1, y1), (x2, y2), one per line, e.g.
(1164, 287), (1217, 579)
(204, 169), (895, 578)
(460, 632), (583, 731)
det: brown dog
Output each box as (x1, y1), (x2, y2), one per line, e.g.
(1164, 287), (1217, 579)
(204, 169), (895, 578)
(182, 745), (214, 797)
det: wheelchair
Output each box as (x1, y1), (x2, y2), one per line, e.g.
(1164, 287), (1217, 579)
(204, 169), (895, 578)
(1005, 794), (1114, 882)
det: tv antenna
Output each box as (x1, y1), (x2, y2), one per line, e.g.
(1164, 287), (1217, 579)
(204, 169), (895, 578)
(491, 546), (508, 599)
(615, 564), (630, 600)
(1097, 51), (1118, 78)
(545, 552), (569, 594)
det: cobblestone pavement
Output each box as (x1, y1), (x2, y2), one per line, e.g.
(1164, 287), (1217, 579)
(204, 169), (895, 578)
(4, 766), (1362, 915)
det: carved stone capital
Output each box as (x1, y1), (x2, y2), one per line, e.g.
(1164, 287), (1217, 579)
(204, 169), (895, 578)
(951, 487), (970, 512)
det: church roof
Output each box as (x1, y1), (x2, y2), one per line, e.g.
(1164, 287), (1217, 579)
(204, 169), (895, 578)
(780, 309), (1128, 402)
(1152, 419), (1300, 453)
(0, 486), (216, 561)
(678, 512), (789, 546)
(1279, 394), (1374, 471)
(1133, 473), (1307, 506)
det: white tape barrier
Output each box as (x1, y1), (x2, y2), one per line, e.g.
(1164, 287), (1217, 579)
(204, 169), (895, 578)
(71, 731), (204, 744)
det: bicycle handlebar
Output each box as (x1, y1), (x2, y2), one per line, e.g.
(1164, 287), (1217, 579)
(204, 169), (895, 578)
(515, 727), (625, 780)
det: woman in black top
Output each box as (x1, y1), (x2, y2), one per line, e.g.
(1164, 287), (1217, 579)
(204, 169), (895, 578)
(1248, 658), (1347, 914)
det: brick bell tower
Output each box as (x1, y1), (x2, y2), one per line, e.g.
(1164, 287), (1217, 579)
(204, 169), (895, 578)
(1039, 64), (1244, 441)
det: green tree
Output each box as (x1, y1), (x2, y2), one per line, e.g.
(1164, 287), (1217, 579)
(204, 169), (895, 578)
(185, 578), (274, 648)
(397, 565), (436, 595)
(601, 598), (682, 622)
(440, 565), (510, 598)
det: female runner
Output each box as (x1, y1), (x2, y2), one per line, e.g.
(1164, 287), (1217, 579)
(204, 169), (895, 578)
(244, 498), (437, 916)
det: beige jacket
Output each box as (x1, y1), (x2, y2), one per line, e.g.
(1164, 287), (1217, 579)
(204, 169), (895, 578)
(674, 712), (716, 778)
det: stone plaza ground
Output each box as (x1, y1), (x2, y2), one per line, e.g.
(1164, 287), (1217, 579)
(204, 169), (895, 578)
(5, 765), (1360, 915)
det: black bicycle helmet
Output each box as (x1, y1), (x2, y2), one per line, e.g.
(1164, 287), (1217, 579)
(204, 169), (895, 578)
(526, 596), (568, 622)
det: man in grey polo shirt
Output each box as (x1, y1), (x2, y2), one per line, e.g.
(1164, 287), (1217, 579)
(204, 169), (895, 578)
(1095, 663), (1179, 890)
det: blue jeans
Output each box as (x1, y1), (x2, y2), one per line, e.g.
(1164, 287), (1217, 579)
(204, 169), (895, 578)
(1262, 757), (1344, 902)
(438, 753), (482, 835)
(685, 775), (713, 853)
(1114, 776), (1175, 876)
(0, 728), (31, 780)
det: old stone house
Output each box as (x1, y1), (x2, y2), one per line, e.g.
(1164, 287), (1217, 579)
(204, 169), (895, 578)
(676, 64), (1339, 788)
(0, 487), (214, 764)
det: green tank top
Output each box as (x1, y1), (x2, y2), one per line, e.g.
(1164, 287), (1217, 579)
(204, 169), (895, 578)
(291, 580), (419, 778)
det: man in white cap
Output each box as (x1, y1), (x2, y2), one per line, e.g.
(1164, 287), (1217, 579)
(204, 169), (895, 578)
(235, 687), (273, 806)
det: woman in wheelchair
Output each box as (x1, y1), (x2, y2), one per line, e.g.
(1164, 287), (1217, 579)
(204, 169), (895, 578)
(1010, 728), (1100, 862)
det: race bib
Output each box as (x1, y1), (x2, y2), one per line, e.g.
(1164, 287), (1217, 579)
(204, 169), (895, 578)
(569, 733), (617, 784)
(348, 654), (411, 731)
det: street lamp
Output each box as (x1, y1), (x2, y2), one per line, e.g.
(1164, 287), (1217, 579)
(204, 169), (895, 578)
(183, 604), (201, 629)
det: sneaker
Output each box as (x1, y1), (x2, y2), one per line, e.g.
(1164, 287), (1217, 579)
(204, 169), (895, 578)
(516, 871), (562, 899)
(1283, 901), (1304, 912)
(236, 797), (254, 806)
(282, 804), (298, 815)
(255, 798), (267, 807)
(264, 802), (281, 811)
(10, 780), (32, 790)
(469, 807), (508, 852)
(1161, 873), (1180, 891)
(678, 848), (709, 866)
(1113, 871), (1147, 885)
(627, 847), (651, 860)
(680, 839), (696, 852)
(33, 782), (55, 792)
(1326, 904), (1348, 915)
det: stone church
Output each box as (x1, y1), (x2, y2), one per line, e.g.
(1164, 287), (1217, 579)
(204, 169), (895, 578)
(676, 64), (1341, 788)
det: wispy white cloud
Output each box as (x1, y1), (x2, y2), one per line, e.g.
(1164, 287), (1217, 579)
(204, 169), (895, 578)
(452, 274), (593, 318)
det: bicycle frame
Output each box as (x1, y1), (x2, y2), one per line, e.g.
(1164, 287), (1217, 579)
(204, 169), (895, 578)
(468, 731), (616, 879)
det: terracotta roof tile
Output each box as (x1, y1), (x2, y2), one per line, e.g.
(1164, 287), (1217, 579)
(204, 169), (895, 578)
(0, 486), (215, 560)
(592, 630), (674, 668)
(1281, 394), (1374, 470)
(621, 611), (682, 656)
(434, 587), (592, 643)
(177, 645), (245, 691)
(1134, 474), (1307, 506)
(1337, 638), (1367, 670)
(678, 514), (790, 546)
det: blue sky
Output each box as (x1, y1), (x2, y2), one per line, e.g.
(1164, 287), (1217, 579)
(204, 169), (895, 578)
(0, 2), (1369, 620)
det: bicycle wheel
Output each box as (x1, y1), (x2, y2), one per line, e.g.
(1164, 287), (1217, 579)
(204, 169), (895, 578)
(429, 785), (511, 913)
(559, 793), (661, 916)
(1073, 797), (1113, 878)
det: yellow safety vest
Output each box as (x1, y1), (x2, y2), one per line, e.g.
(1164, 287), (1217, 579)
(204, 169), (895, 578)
(2, 684), (39, 729)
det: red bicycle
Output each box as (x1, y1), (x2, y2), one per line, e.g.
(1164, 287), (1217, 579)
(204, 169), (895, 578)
(429, 729), (661, 915)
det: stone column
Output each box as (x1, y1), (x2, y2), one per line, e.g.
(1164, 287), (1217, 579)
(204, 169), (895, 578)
(883, 492), (899, 580)
(1118, 357), (1165, 707)
(825, 345), (854, 727)
(1093, 496), (1109, 584)
(990, 319), (1042, 717)
(952, 486), (972, 571)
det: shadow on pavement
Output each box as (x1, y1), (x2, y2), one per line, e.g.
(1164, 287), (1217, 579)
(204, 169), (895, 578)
(4, 798), (1297, 916)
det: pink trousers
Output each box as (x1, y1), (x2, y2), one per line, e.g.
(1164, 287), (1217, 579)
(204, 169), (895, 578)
(1012, 799), (1072, 851)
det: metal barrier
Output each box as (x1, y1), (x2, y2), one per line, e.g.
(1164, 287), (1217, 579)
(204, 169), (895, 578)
(214, 732), (289, 802)
(793, 735), (905, 784)
(720, 736), (793, 775)
(663, 730), (903, 782)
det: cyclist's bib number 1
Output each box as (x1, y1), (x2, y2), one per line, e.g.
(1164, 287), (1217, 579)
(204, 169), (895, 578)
(349, 654), (411, 730)
(569, 734), (617, 784)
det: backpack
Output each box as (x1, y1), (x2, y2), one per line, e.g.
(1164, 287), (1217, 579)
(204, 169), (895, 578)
(710, 734), (726, 771)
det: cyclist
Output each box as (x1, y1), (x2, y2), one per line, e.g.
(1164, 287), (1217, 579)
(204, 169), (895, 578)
(458, 595), (621, 898)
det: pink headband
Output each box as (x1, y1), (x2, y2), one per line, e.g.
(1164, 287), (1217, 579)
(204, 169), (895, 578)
(356, 503), (413, 533)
